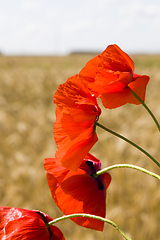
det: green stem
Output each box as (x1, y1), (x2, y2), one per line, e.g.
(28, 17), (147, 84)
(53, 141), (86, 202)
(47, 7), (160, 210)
(48, 213), (131, 240)
(131, 90), (160, 132)
(96, 164), (160, 180)
(96, 122), (160, 168)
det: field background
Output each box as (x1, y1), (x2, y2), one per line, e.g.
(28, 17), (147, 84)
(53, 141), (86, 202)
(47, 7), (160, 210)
(0, 54), (160, 240)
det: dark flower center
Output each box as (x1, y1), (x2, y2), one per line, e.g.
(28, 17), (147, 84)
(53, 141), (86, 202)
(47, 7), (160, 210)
(35, 211), (52, 239)
(86, 160), (105, 191)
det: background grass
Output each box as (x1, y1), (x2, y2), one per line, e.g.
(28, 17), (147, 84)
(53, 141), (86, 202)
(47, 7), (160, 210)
(0, 54), (160, 240)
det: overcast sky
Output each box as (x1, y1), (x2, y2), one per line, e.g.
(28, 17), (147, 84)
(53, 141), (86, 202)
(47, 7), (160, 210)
(0, 0), (160, 55)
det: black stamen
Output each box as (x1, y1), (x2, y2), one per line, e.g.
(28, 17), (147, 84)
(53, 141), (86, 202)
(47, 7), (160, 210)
(86, 160), (105, 191)
(35, 211), (52, 239)
(97, 181), (105, 190)
(86, 160), (96, 175)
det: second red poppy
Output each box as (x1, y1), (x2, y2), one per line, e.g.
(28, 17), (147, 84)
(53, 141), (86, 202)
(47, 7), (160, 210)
(44, 153), (111, 231)
(53, 74), (101, 171)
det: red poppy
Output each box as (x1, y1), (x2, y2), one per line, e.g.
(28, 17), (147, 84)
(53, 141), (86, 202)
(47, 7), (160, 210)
(0, 206), (65, 240)
(44, 153), (111, 231)
(79, 44), (150, 108)
(53, 74), (101, 171)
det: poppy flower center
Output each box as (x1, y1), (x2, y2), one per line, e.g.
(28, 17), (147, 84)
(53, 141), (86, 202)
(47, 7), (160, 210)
(86, 160), (105, 191)
(35, 211), (52, 239)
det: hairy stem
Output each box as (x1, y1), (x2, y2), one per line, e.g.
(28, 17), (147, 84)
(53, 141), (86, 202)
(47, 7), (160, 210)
(131, 90), (160, 132)
(96, 122), (160, 168)
(48, 213), (131, 240)
(96, 164), (160, 180)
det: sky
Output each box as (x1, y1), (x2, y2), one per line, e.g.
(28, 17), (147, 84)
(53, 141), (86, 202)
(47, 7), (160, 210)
(0, 0), (160, 55)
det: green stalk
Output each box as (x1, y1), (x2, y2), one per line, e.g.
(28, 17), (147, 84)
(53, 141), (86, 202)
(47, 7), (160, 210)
(96, 164), (160, 180)
(48, 213), (131, 240)
(131, 90), (160, 132)
(96, 122), (160, 168)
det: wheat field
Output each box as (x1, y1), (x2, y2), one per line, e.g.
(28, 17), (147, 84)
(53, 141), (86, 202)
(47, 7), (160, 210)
(0, 54), (160, 240)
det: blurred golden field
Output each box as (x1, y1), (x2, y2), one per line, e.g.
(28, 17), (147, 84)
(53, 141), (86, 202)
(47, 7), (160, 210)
(0, 54), (160, 240)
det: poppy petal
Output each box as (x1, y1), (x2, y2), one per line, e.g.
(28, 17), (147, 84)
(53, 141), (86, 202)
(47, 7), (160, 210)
(100, 87), (132, 109)
(53, 75), (101, 171)
(103, 172), (112, 189)
(79, 55), (101, 81)
(100, 74), (150, 108)
(54, 103), (99, 171)
(55, 129), (98, 171)
(45, 154), (111, 231)
(50, 225), (65, 240)
(100, 44), (134, 72)
(92, 70), (133, 94)
(128, 75), (150, 104)
(78, 44), (149, 108)
(53, 74), (100, 112)
(44, 158), (69, 184)
(0, 207), (65, 240)
(2, 216), (50, 240)
(47, 170), (106, 231)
